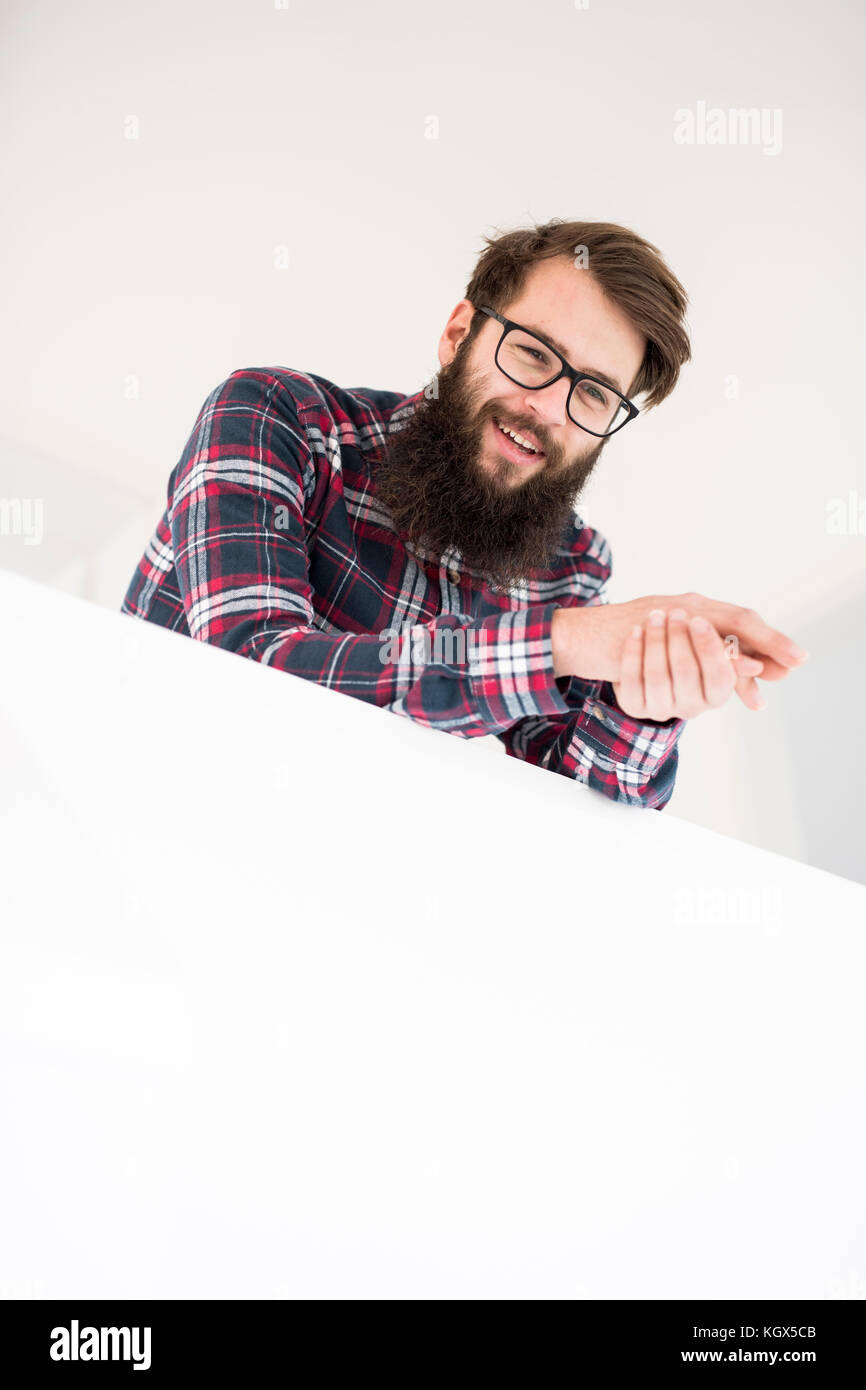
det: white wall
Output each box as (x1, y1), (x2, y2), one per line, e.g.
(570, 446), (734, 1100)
(3, 567), (865, 1299)
(1, 0), (863, 881)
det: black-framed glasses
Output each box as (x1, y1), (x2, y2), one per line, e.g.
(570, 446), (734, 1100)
(473, 304), (640, 438)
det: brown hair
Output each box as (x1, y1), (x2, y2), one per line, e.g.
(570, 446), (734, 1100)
(462, 219), (691, 409)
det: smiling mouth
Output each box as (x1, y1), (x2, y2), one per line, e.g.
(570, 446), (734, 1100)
(492, 416), (545, 460)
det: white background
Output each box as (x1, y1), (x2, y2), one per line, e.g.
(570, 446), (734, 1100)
(1, 571), (864, 1299)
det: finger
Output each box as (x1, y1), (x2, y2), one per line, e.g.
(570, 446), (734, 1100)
(731, 654), (764, 677)
(666, 607), (704, 714)
(644, 609), (675, 720)
(614, 622), (646, 716)
(724, 644), (792, 682)
(735, 673), (767, 712)
(688, 615), (737, 706)
(698, 602), (808, 673)
(731, 652), (789, 682)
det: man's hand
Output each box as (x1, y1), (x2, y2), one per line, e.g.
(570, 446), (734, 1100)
(551, 592), (809, 715)
(612, 607), (766, 720)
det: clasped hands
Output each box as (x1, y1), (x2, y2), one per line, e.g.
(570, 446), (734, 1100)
(551, 594), (809, 723)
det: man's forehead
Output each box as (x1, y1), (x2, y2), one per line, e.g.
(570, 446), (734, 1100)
(508, 259), (608, 333)
(503, 263), (643, 392)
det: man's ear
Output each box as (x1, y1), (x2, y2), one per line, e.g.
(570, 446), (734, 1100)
(438, 299), (476, 368)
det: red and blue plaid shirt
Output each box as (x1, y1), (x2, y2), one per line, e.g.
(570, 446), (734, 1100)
(121, 367), (685, 808)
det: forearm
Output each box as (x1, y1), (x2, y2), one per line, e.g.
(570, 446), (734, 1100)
(550, 606), (573, 679)
(227, 603), (570, 736)
(551, 604), (606, 680)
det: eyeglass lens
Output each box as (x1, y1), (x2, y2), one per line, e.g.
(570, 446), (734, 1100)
(497, 327), (629, 436)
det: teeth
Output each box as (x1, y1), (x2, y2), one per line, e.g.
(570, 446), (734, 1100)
(497, 420), (538, 453)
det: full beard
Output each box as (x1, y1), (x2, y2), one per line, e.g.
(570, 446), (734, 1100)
(374, 342), (606, 590)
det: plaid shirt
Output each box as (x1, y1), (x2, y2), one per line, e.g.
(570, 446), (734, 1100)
(121, 367), (686, 808)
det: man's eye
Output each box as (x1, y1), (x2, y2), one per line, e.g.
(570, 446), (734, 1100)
(518, 346), (546, 363)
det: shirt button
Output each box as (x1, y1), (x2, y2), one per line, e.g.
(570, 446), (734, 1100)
(446, 566), (460, 584)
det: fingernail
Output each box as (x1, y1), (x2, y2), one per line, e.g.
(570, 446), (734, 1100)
(630, 624), (643, 638)
(755, 698), (767, 710)
(791, 647), (809, 661)
(689, 615), (709, 633)
(649, 609), (666, 626)
(668, 607), (687, 621)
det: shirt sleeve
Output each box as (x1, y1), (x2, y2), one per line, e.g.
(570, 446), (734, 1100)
(496, 549), (686, 810)
(166, 369), (589, 740)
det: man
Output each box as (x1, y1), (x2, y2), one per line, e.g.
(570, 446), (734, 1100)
(121, 219), (807, 810)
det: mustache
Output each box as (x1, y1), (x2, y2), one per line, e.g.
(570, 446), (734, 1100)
(480, 407), (558, 462)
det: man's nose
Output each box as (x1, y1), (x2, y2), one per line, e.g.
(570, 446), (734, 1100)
(520, 377), (571, 429)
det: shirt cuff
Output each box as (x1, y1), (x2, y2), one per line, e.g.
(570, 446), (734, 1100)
(577, 676), (686, 763)
(467, 601), (575, 730)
